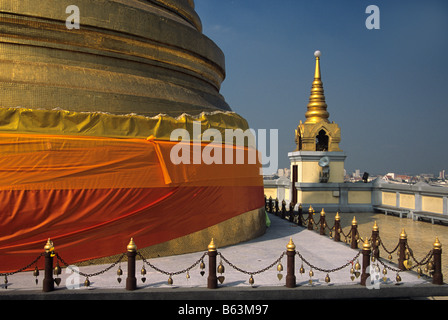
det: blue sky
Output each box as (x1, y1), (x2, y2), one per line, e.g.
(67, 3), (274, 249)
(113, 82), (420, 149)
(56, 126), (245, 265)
(195, 0), (448, 176)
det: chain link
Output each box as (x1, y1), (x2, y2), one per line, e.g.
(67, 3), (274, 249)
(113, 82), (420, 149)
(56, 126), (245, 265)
(375, 255), (403, 273)
(0, 253), (44, 277)
(56, 252), (126, 278)
(296, 249), (361, 274)
(138, 251), (207, 276)
(405, 244), (434, 269)
(378, 236), (400, 255)
(218, 251), (286, 276)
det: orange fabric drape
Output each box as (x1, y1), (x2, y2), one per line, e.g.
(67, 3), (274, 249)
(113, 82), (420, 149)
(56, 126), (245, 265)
(0, 186), (263, 272)
(0, 133), (264, 272)
(0, 133), (262, 190)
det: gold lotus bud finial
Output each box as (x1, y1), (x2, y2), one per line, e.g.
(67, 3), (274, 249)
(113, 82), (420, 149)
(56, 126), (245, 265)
(434, 237), (442, 250)
(309, 205), (314, 213)
(287, 238), (296, 252)
(320, 209), (326, 216)
(44, 238), (54, 252)
(208, 238), (217, 252)
(127, 238), (137, 252)
(363, 237), (371, 250)
(400, 229), (407, 240)
(335, 212), (341, 221)
(372, 221), (379, 232)
(352, 217), (357, 226)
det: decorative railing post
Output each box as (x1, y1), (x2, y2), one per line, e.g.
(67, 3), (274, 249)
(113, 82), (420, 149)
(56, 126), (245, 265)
(43, 238), (55, 292)
(432, 237), (443, 285)
(333, 212), (341, 242)
(268, 196), (273, 213)
(360, 238), (371, 286)
(307, 206), (314, 231)
(371, 221), (380, 260)
(275, 198), (279, 215)
(350, 217), (358, 249)
(398, 229), (407, 271)
(286, 238), (296, 288)
(207, 238), (218, 289)
(126, 238), (137, 291)
(297, 204), (303, 227)
(281, 200), (287, 219)
(289, 202), (295, 223)
(319, 209), (326, 235)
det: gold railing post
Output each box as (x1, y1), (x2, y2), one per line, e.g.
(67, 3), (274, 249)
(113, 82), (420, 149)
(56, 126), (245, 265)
(43, 238), (55, 292)
(308, 206), (314, 231)
(371, 221), (380, 259)
(297, 204), (303, 226)
(350, 217), (358, 249)
(319, 209), (326, 235)
(433, 237), (443, 285)
(268, 196), (273, 213)
(286, 238), (296, 288)
(333, 213), (341, 242)
(360, 238), (371, 286)
(280, 200), (286, 219)
(398, 229), (407, 271)
(126, 238), (137, 291)
(289, 202), (295, 222)
(207, 239), (218, 289)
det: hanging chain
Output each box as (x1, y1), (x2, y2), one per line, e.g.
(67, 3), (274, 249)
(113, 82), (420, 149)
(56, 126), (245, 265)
(325, 222), (335, 232)
(218, 251), (286, 276)
(358, 235), (371, 243)
(0, 253), (44, 277)
(138, 251), (207, 276)
(296, 249), (361, 274)
(378, 236), (400, 255)
(375, 256), (403, 273)
(56, 252), (126, 278)
(405, 244), (434, 269)
(340, 227), (351, 239)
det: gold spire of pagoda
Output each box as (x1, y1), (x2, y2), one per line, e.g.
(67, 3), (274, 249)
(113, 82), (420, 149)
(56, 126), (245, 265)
(305, 50), (330, 124)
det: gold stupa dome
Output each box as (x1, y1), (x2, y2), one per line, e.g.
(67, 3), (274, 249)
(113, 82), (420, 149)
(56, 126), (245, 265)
(0, 0), (229, 117)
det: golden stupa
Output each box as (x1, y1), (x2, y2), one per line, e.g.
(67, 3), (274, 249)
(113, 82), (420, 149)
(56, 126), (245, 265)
(0, 0), (265, 271)
(295, 51), (342, 152)
(289, 51), (346, 207)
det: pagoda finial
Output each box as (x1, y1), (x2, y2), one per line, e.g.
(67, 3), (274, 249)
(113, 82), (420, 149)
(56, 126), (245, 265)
(305, 50), (330, 124)
(314, 50), (322, 79)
